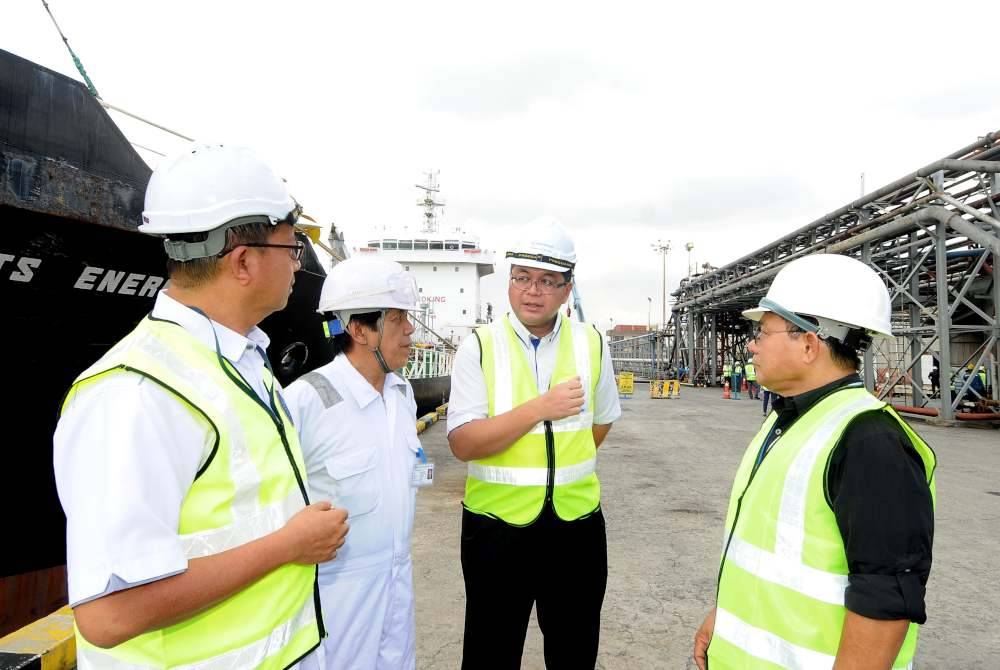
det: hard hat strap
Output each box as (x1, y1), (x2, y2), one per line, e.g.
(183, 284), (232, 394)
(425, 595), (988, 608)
(372, 310), (393, 374)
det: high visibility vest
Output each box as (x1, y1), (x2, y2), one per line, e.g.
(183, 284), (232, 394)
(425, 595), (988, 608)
(734, 363), (743, 375)
(464, 314), (602, 525)
(744, 363), (756, 381)
(64, 316), (321, 670)
(709, 386), (936, 669)
(723, 364), (732, 377)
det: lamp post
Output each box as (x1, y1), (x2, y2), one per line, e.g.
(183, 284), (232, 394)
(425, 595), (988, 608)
(685, 242), (694, 278)
(652, 240), (671, 329)
(647, 297), (652, 332)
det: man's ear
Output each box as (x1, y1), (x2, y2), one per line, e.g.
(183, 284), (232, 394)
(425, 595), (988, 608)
(347, 319), (370, 347)
(801, 332), (822, 365)
(220, 246), (254, 286)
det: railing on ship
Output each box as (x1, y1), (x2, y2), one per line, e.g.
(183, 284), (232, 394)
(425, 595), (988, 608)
(405, 343), (454, 379)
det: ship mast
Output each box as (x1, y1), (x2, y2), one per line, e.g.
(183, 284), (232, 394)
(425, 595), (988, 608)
(416, 170), (445, 234)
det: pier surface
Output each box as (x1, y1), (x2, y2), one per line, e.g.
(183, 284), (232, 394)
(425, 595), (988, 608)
(413, 385), (1000, 669)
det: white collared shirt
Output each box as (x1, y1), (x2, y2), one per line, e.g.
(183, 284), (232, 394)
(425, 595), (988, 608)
(447, 313), (621, 434)
(285, 354), (421, 578)
(54, 291), (277, 606)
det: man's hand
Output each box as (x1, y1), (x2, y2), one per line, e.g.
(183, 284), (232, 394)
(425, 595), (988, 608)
(693, 607), (716, 670)
(280, 501), (350, 564)
(535, 377), (585, 421)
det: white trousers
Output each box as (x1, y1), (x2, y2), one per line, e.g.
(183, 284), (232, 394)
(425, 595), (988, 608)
(301, 555), (416, 670)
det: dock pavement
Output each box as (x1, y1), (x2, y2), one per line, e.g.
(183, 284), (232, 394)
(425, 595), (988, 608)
(413, 384), (1000, 669)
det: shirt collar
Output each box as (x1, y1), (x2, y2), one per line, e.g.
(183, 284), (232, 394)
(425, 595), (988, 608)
(334, 352), (407, 408)
(507, 312), (563, 347)
(773, 373), (862, 419)
(152, 291), (270, 364)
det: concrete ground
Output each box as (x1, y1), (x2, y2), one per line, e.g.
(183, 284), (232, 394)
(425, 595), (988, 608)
(412, 385), (1000, 669)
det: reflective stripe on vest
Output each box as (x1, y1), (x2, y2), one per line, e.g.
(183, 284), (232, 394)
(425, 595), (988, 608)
(76, 596), (317, 670)
(468, 457), (596, 487)
(65, 316), (320, 669)
(464, 314), (601, 524)
(710, 386), (936, 669)
(713, 609), (913, 670)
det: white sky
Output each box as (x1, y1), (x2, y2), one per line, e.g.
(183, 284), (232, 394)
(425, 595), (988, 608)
(6, 0), (999, 331)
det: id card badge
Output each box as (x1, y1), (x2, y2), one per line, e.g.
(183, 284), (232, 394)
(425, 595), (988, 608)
(412, 447), (435, 488)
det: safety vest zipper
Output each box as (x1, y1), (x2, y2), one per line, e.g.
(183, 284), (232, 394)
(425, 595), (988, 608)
(544, 420), (555, 506)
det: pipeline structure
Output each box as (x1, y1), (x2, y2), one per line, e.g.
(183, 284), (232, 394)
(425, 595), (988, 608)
(610, 130), (1000, 424)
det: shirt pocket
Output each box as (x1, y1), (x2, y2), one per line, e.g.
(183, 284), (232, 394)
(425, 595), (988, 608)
(324, 448), (381, 518)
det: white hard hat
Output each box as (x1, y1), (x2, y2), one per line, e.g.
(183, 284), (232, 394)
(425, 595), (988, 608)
(141, 144), (297, 235)
(742, 254), (893, 343)
(506, 216), (577, 274)
(318, 256), (419, 326)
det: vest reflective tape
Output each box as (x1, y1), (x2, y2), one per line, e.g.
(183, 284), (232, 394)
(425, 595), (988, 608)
(76, 595), (317, 670)
(144, 331), (263, 519)
(774, 395), (881, 560)
(180, 489), (303, 559)
(490, 319), (515, 416)
(468, 457), (596, 487)
(714, 609), (913, 670)
(527, 411), (595, 435)
(725, 536), (847, 606)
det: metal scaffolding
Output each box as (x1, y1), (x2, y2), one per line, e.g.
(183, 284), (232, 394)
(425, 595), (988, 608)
(610, 130), (1000, 424)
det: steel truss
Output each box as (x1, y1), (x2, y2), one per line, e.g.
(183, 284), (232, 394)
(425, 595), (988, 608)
(610, 130), (1000, 423)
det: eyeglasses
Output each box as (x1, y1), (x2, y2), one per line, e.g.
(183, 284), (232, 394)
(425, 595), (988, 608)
(751, 324), (800, 343)
(510, 275), (568, 294)
(221, 242), (305, 261)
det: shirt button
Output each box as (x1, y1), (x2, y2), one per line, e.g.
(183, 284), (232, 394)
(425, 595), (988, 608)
(775, 429), (782, 436)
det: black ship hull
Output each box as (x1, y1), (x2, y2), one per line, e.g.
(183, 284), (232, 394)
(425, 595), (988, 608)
(0, 48), (334, 635)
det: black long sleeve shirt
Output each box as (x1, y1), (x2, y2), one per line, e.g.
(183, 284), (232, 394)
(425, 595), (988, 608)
(767, 374), (934, 623)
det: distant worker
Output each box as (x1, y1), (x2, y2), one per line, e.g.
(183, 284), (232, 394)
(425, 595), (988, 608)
(744, 358), (758, 399)
(447, 217), (621, 668)
(54, 144), (346, 668)
(964, 362), (985, 402)
(731, 359), (744, 400)
(287, 256), (426, 670)
(928, 361), (940, 399)
(760, 384), (776, 416)
(693, 254), (935, 670)
(722, 360), (732, 389)
(487, 301), (494, 323)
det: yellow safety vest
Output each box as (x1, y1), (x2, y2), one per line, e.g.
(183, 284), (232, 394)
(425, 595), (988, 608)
(744, 363), (756, 381)
(464, 315), (602, 525)
(64, 316), (321, 670)
(709, 385), (936, 669)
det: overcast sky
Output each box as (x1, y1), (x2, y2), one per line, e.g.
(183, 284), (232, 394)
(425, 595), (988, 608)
(6, 0), (999, 331)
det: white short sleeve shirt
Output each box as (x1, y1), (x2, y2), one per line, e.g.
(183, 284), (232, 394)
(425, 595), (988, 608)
(54, 291), (278, 606)
(284, 354), (421, 578)
(447, 314), (621, 433)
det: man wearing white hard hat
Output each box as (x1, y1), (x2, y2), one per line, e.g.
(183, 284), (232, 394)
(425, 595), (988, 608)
(54, 144), (347, 668)
(693, 254), (936, 670)
(448, 217), (621, 668)
(285, 256), (425, 670)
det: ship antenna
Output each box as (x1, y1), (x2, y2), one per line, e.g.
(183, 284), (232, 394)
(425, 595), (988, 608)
(416, 170), (445, 234)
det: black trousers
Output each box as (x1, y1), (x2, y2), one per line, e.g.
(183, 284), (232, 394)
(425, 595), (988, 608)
(460, 506), (608, 670)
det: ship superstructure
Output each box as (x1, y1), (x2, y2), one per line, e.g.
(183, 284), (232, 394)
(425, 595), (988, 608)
(356, 171), (496, 345)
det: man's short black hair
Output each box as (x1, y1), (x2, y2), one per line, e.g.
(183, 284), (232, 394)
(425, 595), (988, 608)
(165, 221), (275, 288)
(329, 310), (382, 357)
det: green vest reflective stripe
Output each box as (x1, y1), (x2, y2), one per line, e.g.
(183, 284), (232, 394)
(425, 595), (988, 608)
(464, 314), (602, 525)
(723, 364), (732, 377)
(744, 363), (756, 381)
(64, 316), (321, 670)
(709, 386), (936, 670)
